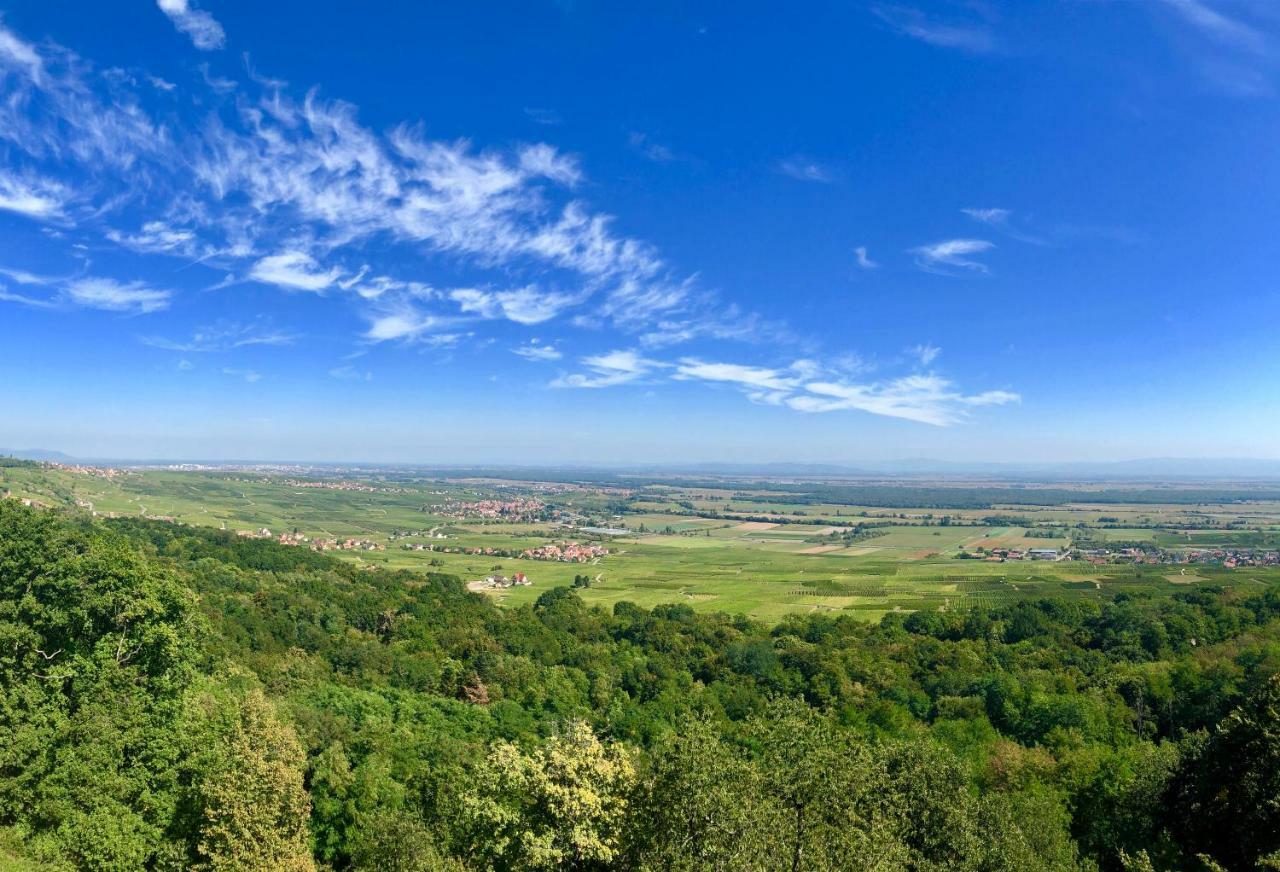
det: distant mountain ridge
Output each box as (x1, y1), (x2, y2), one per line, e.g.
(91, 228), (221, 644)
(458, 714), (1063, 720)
(0, 448), (80, 463)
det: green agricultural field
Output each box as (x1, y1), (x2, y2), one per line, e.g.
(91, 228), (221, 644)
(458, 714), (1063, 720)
(5, 462), (1278, 623)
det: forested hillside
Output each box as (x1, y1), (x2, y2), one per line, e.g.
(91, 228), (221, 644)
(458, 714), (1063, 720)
(2, 500), (1279, 870)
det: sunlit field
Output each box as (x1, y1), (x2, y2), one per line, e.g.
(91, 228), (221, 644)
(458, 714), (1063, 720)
(7, 463), (1279, 623)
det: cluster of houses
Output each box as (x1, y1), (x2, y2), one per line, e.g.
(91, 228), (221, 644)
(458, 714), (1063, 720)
(985, 545), (1280, 567)
(974, 545), (1280, 566)
(1076, 547), (1159, 565)
(237, 528), (384, 552)
(405, 543), (513, 556)
(1187, 549), (1280, 567)
(1086, 547), (1280, 567)
(283, 479), (379, 492)
(967, 547), (1061, 562)
(314, 537), (383, 552)
(49, 462), (125, 479)
(476, 571), (532, 590)
(521, 542), (609, 563)
(1067, 546), (1280, 567)
(440, 497), (547, 521)
(389, 528), (449, 542)
(401, 540), (609, 563)
(279, 478), (407, 494)
(963, 544), (1280, 566)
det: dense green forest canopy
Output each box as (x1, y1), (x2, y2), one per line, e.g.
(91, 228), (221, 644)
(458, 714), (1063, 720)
(2, 500), (1280, 870)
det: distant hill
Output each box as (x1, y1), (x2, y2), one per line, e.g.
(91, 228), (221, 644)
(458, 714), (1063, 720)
(0, 448), (78, 463)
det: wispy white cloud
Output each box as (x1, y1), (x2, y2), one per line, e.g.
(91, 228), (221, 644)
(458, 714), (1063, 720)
(107, 221), (198, 254)
(963, 389), (1020, 407)
(0, 20), (770, 352)
(872, 5), (997, 53)
(909, 238), (994, 275)
(0, 170), (65, 218)
(0, 287), (57, 308)
(1160, 0), (1268, 56)
(420, 332), (469, 349)
(0, 268), (171, 314)
(776, 156), (837, 183)
(0, 267), (54, 286)
(961, 207), (1012, 226)
(674, 359), (799, 393)
(854, 246), (879, 269)
(511, 339), (562, 361)
(156, 0), (226, 50)
(909, 343), (941, 366)
(198, 62), (236, 93)
(139, 320), (295, 352)
(249, 252), (341, 292)
(0, 17), (1024, 430)
(361, 301), (469, 343)
(64, 277), (170, 313)
(364, 311), (438, 342)
(629, 131), (677, 163)
(552, 349), (664, 388)
(787, 373), (1017, 425)
(1151, 0), (1277, 96)
(673, 358), (807, 406)
(553, 349), (1016, 425)
(961, 207), (1046, 245)
(637, 353), (1019, 425)
(0, 24), (164, 174)
(450, 286), (584, 325)
(0, 24), (42, 80)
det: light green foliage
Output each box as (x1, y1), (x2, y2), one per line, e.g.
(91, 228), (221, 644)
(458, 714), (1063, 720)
(459, 719), (635, 870)
(187, 687), (315, 871)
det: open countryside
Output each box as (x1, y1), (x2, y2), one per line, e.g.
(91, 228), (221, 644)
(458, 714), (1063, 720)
(8, 2), (1280, 868)
(7, 460), (1280, 623)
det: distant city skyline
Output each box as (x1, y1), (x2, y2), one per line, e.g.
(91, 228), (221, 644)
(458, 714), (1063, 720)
(2, 2), (1279, 463)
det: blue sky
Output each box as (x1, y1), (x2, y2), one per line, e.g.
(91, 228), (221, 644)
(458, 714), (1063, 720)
(1, 0), (1279, 463)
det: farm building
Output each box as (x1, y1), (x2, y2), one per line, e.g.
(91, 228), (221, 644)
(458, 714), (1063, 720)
(482, 572), (532, 589)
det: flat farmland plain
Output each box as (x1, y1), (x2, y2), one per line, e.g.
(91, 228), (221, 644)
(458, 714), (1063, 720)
(5, 463), (1280, 623)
